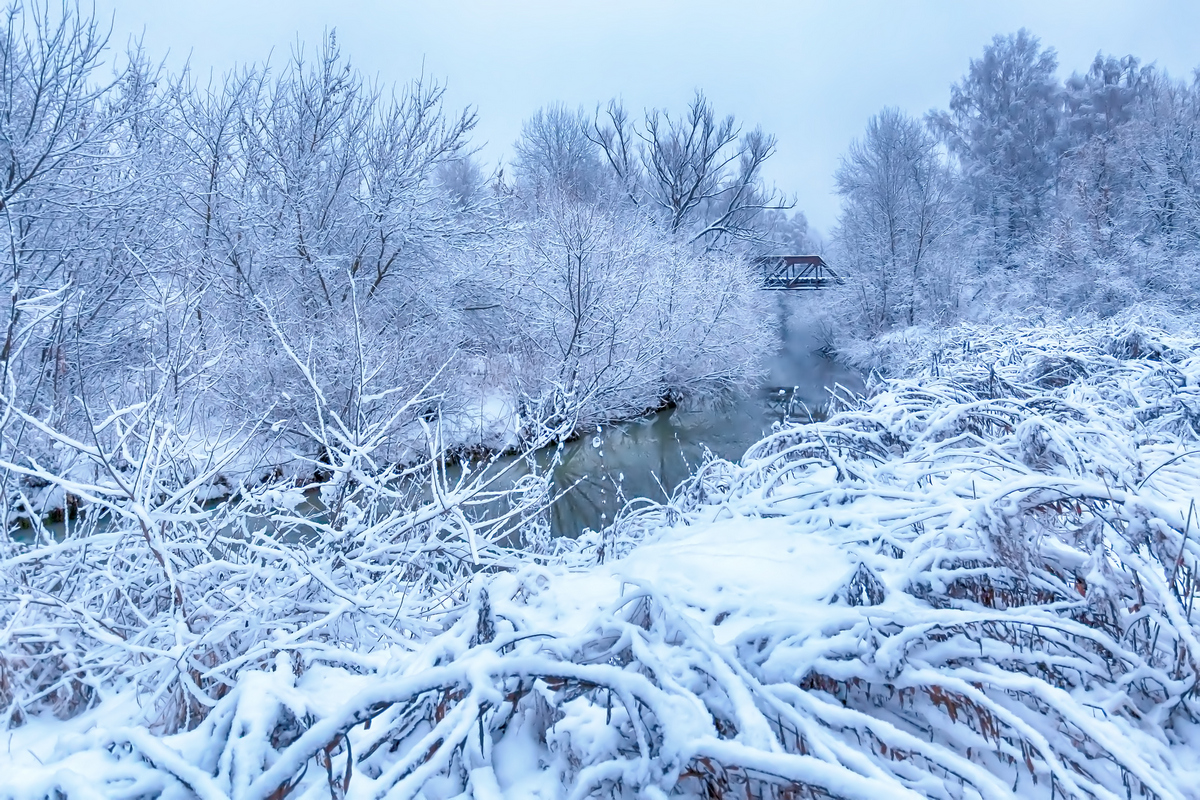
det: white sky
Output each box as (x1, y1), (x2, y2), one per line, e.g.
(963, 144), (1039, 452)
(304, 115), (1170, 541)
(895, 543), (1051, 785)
(93, 0), (1200, 236)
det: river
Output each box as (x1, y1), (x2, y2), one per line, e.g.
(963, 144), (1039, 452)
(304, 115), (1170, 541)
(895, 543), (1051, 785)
(519, 294), (863, 537)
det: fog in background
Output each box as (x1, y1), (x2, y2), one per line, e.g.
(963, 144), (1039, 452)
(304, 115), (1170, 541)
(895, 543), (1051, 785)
(93, 0), (1200, 235)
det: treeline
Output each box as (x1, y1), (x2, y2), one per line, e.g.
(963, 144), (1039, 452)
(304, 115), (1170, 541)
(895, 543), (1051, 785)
(0, 5), (792, 510)
(832, 29), (1200, 335)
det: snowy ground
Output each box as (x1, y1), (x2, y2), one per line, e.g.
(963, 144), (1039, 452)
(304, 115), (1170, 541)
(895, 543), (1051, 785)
(3, 321), (1200, 799)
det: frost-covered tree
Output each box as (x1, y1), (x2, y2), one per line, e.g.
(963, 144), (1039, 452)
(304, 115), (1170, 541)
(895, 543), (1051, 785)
(0, 4), (174, 441)
(1119, 71), (1200, 248)
(1062, 54), (1149, 144)
(501, 194), (767, 433)
(834, 108), (957, 331)
(161, 34), (490, 456)
(512, 103), (603, 202)
(436, 154), (490, 212)
(1036, 61), (1200, 312)
(756, 209), (815, 255)
(931, 30), (1062, 262)
(1051, 55), (1151, 247)
(503, 197), (661, 431)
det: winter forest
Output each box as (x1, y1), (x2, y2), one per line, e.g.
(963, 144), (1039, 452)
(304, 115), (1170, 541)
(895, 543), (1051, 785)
(2, 4), (1200, 798)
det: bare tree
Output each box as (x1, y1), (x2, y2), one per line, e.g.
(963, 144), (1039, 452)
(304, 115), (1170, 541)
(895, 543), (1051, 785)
(588, 91), (790, 250)
(0, 2), (180, 467)
(0, 2), (116, 381)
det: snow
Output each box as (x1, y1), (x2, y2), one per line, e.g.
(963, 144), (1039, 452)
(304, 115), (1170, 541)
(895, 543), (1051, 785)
(600, 516), (851, 645)
(440, 390), (522, 453)
(3, 322), (1200, 798)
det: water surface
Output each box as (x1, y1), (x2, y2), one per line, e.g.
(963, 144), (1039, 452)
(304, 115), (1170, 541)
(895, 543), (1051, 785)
(527, 296), (863, 537)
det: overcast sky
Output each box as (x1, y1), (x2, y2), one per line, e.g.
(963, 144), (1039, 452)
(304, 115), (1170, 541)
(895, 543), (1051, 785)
(93, 1), (1200, 236)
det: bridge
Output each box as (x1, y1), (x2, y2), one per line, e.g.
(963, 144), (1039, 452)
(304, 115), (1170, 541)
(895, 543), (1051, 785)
(756, 255), (844, 290)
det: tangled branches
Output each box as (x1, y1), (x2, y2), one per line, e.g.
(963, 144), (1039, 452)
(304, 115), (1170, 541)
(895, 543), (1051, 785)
(0, 358), (554, 739)
(5, 323), (1200, 799)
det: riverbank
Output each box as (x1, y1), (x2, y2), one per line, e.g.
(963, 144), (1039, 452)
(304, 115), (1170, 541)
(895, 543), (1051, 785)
(12, 294), (853, 538)
(4, 320), (1199, 798)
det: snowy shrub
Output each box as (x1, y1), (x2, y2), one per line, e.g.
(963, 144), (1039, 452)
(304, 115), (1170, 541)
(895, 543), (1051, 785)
(0, 341), (556, 737)
(5, 323), (1198, 799)
(501, 195), (769, 433)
